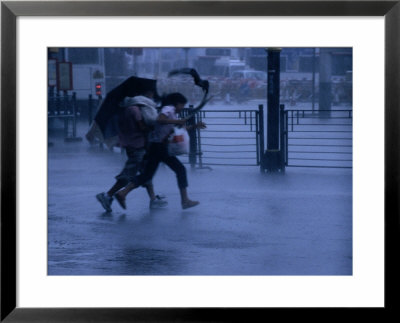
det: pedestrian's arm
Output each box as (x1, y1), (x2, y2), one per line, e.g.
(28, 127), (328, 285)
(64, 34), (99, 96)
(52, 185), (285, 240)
(157, 113), (186, 126)
(186, 122), (207, 131)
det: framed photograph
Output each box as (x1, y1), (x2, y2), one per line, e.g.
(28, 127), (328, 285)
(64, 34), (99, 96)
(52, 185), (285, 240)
(2, 0), (399, 321)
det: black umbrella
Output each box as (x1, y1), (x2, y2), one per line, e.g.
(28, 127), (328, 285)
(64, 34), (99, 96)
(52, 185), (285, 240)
(86, 76), (158, 147)
(87, 70), (210, 147)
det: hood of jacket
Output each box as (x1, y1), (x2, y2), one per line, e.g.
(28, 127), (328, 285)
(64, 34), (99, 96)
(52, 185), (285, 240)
(120, 95), (157, 109)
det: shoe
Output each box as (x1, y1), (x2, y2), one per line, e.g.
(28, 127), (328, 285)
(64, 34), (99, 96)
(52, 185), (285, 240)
(150, 195), (168, 209)
(182, 200), (199, 210)
(96, 192), (113, 212)
(114, 192), (127, 210)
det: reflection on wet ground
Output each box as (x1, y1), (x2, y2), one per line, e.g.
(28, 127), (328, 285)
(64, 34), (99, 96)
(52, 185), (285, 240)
(48, 124), (352, 276)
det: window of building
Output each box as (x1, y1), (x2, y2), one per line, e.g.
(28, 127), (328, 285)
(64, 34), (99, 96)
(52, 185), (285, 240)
(67, 48), (100, 65)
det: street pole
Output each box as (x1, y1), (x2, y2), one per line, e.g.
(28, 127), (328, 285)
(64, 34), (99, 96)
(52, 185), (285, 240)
(267, 48), (281, 151)
(319, 48), (332, 114)
(312, 48), (317, 112)
(263, 48), (283, 173)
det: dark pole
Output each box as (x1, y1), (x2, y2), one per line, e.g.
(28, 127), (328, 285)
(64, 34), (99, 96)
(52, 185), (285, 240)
(262, 48), (282, 172)
(258, 104), (264, 172)
(312, 48), (317, 112)
(279, 104), (286, 173)
(267, 48), (281, 151)
(72, 92), (77, 137)
(88, 94), (93, 126)
(319, 48), (332, 114)
(187, 106), (197, 170)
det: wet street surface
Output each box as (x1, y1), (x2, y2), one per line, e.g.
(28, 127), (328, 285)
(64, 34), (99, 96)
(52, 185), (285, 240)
(48, 125), (352, 276)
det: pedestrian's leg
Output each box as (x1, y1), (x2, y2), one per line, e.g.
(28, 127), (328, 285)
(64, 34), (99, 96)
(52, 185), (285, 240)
(114, 181), (138, 209)
(112, 148), (145, 209)
(163, 156), (199, 209)
(119, 159), (160, 198)
(180, 187), (199, 209)
(104, 147), (139, 199)
(107, 179), (127, 197)
(141, 153), (158, 202)
(96, 177), (128, 212)
(115, 147), (161, 209)
(144, 183), (156, 200)
(145, 182), (168, 209)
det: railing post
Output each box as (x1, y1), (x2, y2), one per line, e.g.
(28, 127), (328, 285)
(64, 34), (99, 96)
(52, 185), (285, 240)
(279, 104), (286, 173)
(285, 109), (289, 166)
(72, 92), (77, 138)
(88, 94), (93, 126)
(64, 92), (82, 142)
(62, 92), (68, 138)
(255, 111), (260, 166)
(186, 106), (197, 170)
(56, 91), (60, 115)
(258, 104), (265, 172)
(196, 112), (205, 169)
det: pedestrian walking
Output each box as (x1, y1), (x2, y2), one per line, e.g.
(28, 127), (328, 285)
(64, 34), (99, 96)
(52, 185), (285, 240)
(96, 91), (167, 212)
(114, 92), (206, 210)
(86, 76), (161, 148)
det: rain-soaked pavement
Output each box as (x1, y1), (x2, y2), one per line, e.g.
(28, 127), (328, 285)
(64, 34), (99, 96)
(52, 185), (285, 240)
(48, 118), (352, 276)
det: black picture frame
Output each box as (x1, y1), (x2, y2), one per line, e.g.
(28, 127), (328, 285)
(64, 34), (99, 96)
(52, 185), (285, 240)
(1, 1), (399, 321)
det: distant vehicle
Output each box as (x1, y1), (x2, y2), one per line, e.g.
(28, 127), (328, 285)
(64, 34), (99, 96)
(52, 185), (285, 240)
(231, 70), (267, 81)
(214, 58), (247, 78)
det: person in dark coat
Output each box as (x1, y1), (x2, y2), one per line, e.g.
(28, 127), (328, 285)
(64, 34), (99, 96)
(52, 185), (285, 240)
(93, 76), (166, 212)
(114, 93), (206, 210)
(86, 76), (160, 148)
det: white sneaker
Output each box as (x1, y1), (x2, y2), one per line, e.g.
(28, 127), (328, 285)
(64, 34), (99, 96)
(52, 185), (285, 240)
(150, 195), (168, 209)
(96, 192), (113, 212)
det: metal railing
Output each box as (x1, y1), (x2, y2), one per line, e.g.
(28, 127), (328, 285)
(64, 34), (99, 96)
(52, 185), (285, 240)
(48, 92), (81, 141)
(182, 107), (263, 169)
(74, 100), (352, 170)
(282, 109), (353, 168)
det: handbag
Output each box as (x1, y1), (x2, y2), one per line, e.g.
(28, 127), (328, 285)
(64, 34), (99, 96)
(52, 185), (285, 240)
(168, 127), (190, 155)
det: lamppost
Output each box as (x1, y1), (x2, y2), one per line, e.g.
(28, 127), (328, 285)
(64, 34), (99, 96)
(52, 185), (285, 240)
(262, 48), (285, 173)
(319, 48), (332, 115)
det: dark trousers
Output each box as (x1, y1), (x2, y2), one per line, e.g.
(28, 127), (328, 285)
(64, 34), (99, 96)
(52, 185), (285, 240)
(134, 142), (188, 189)
(115, 147), (146, 187)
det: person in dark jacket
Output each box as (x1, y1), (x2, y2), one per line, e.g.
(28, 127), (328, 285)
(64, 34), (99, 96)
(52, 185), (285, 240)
(114, 93), (206, 210)
(86, 76), (160, 148)
(95, 79), (167, 212)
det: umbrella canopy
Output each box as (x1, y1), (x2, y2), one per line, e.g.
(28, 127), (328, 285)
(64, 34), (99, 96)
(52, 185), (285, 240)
(86, 76), (158, 147)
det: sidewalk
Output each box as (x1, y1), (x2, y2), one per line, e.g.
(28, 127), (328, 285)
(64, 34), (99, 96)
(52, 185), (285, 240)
(47, 128), (352, 275)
